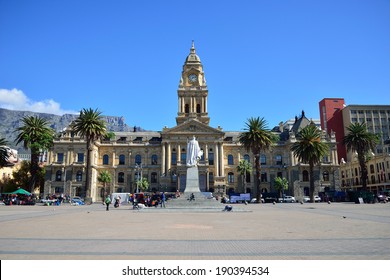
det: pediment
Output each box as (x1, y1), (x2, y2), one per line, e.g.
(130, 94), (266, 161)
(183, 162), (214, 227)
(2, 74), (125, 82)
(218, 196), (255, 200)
(162, 119), (224, 137)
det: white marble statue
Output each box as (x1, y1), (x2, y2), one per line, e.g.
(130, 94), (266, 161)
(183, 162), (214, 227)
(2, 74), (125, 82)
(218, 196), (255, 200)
(186, 136), (203, 167)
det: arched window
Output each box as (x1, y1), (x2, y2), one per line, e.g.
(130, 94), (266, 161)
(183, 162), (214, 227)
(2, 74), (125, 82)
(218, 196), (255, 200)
(135, 154), (142, 165)
(244, 154), (250, 162)
(228, 154), (234, 165)
(228, 172), (234, 183)
(260, 154), (266, 165)
(323, 171), (329, 182)
(151, 172), (157, 183)
(103, 154), (109, 165)
(118, 172), (125, 183)
(119, 154), (125, 165)
(151, 154), (158, 165)
(56, 170), (62, 181)
(76, 170), (82, 182)
(303, 170), (309, 182)
(181, 149), (186, 163)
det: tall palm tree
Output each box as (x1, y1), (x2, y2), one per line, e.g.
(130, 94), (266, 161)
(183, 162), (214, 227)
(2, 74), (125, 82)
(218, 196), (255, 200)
(291, 124), (329, 202)
(342, 122), (379, 191)
(0, 137), (9, 168)
(237, 159), (252, 193)
(14, 116), (54, 192)
(239, 117), (276, 203)
(71, 108), (107, 202)
(97, 170), (112, 203)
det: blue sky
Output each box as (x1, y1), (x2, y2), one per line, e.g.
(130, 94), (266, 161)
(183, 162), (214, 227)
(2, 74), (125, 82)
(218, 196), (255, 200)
(1, 0), (389, 131)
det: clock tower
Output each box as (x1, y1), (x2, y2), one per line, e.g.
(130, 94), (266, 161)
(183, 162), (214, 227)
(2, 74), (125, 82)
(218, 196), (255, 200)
(176, 41), (210, 126)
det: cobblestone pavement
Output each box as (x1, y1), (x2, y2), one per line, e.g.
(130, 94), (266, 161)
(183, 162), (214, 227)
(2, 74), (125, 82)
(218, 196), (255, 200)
(0, 202), (389, 260)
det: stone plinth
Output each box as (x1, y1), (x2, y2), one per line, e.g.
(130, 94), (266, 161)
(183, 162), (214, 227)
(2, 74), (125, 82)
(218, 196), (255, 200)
(184, 166), (201, 194)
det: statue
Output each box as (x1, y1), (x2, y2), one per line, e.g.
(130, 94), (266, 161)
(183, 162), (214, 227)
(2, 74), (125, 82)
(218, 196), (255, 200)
(186, 136), (203, 167)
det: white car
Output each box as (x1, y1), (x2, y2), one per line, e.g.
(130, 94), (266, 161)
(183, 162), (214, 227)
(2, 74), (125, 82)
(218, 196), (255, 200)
(303, 196), (321, 203)
(278, 196), (296, 203)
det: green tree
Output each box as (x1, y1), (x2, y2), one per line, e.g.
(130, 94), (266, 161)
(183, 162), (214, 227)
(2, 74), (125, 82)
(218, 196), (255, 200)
(237, 159), (252, 193)
(71, 108), (107, 202)
(342, 122), (379, 191)
(291, 124), (329, 202)
(137, 177), (149, 192)
(274, 176), (289, 199)
(3, 160), (45, 193)
(239, 117), (276, 203)
(14, 116), (54, 192)
(97, 170), (112, 202)
(0, 137), (9, 168)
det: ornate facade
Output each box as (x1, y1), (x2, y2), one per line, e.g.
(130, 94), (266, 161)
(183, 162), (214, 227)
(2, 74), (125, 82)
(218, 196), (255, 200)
(44, 43), (340, 202)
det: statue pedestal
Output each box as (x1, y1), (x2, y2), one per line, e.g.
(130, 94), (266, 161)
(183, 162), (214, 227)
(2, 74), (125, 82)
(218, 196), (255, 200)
(184, 166), (201, 194)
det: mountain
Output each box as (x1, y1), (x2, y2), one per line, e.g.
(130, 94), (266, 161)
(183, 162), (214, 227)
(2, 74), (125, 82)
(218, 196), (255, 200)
(0, 108), (143, 152)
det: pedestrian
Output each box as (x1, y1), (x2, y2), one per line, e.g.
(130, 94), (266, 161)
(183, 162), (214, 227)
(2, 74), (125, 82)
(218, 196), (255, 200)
(105, 195), (111, 211)
(160, 192), (166, 208)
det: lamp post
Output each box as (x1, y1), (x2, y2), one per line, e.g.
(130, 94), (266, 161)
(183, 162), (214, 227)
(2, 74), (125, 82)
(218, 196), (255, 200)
(135, 163), (143, 193)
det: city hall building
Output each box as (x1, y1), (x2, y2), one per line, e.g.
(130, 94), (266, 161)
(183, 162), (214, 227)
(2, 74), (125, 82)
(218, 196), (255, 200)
(44, 43), (340, 202)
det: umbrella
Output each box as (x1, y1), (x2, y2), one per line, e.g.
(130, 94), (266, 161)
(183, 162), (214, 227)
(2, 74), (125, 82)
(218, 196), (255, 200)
(11, 188), (31, 196)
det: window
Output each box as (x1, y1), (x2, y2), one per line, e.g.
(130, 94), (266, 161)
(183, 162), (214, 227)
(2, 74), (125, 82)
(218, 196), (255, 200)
(181, 152), (186, 164)
(228, 172), (234, 183)
(77, 153), (84, 163)
(118, 172), (124, 183)
(323, 171), (329, 182)
(56, 170), (62, 181)
(260, 154), (266, 165)
(370, 164), (375, 173)
(275, 155), (282, 165)
(171, 152), (177, 165)
(57, 153), (64, 163)
(196, 104), (201, 113)
(185, 104), (189, 113)
(244, 154), (250, 162)
(151, 172), (157, 183)
(228, 154), (234, 165)
(103, 154), (109, 165)
(208, 151), (214, 165)
(76, 170), (82, 182)
(151, 154), (158, 165)
(119, 154), (125, 165)
(135, 154), (142, 165)
(303, 170), (309, 182)
(261, 172), (267, 182)
(209, 172), (214, 182)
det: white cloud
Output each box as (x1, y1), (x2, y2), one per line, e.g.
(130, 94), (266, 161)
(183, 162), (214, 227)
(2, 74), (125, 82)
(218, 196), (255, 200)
(0, 88), (78, 115)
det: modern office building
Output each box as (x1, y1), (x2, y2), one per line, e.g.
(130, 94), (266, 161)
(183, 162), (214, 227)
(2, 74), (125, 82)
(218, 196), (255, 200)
(44, 43), (340, 202)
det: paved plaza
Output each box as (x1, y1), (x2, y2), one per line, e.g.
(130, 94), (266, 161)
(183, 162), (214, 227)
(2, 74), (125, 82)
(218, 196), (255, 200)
(0, 201), (389, 260)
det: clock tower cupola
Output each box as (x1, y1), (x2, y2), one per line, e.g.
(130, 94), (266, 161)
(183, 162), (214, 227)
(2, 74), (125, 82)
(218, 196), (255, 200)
(176, 41), (210, 126)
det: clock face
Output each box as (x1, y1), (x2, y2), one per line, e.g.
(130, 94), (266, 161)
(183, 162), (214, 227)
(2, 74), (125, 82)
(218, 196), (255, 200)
(188, 74), (197, 83)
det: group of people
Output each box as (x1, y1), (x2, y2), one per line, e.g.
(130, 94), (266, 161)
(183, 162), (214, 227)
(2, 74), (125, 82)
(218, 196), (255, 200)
(104, 191), (169, 211)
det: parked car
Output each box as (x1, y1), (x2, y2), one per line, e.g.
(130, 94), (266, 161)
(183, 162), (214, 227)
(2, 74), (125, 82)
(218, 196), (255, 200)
(71, 196), (85, 205)
(302, 195), (321, 203)
(278, 196), (296, 203)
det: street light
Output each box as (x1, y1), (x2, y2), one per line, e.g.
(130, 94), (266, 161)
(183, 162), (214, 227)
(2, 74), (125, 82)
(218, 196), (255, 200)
(135, 163), (143, 193)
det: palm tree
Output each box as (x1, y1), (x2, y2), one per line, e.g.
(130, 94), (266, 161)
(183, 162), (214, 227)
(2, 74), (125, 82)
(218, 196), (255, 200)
(0, 137), (9, 168)
(291, 124), (329, 203)
(237, 159), (252, 193)
(97, 170), (112, 203)
(274, 176), (288, 199)
(71, 108), (107, 202)
(342, 122), (379, 191)
(239, 117), (276, 203)
(14, 116), (54, 192)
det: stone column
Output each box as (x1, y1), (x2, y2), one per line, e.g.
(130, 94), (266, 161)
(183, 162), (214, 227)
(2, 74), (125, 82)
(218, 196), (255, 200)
(220, 143), (225, 177)
(167, 142), (171, 173)
(161, 143), (166, 176)
(112, 150), (116, 167)
(177, 144), (181, 164)
(215, 143), (219, 177)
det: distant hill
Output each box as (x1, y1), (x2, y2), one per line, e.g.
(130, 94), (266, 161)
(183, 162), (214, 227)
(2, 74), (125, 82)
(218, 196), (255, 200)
(0, 108), (143, 152)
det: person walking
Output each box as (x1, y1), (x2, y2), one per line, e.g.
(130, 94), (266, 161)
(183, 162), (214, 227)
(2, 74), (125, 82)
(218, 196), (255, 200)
(105, 195), (111, 211)
(160, 192), (166, 208)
